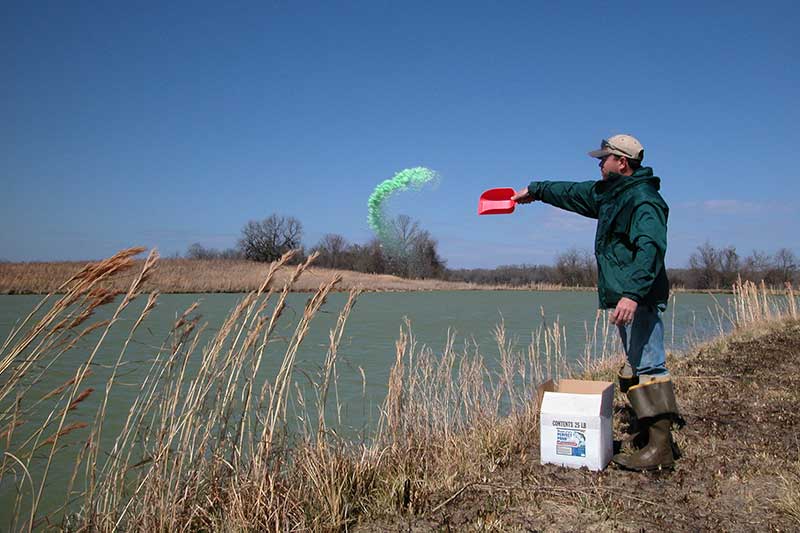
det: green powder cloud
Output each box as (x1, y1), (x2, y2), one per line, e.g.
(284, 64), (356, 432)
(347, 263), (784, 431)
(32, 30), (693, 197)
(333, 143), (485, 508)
(367, 167), (438, 245)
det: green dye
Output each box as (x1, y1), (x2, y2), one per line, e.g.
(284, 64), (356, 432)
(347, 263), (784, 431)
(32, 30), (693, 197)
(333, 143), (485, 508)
(367, 167), (438, 245)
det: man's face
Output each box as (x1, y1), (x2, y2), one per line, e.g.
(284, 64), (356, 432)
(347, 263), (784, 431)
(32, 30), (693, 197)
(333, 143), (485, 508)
(599, 154), (625, 180)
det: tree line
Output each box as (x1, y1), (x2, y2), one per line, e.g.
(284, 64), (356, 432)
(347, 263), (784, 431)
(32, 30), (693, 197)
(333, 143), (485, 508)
(186, 213), (445, 280)
(672, 243), (798, 289)
(445, 248), (597, 287)
(448, 244), (798, 289)
(185, 215), (798, 289)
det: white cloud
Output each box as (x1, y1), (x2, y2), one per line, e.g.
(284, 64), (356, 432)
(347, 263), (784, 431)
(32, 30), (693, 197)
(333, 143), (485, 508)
(702, 199), (762, 214)
(542, 206), (596, 232)
(675, 199), (800, 216)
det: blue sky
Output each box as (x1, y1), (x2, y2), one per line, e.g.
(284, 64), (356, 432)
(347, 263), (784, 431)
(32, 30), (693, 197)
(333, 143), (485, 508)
(2, 1), (798, 268)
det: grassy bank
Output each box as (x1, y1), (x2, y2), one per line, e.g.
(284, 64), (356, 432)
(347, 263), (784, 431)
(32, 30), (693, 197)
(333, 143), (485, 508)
(0, 248), (798, 531)
(0, 256), (576, 294)
(360, 302), (800, 531)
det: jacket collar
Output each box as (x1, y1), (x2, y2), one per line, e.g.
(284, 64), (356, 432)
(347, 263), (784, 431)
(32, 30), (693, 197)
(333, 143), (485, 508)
(596, 167), (658, 199)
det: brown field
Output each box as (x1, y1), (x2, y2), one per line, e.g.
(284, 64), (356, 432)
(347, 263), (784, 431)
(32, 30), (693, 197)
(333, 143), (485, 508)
(0, 255), (574, 294)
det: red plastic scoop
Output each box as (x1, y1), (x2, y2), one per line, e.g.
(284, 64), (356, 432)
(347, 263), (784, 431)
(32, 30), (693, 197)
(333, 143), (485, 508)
(478, 187), (517, 215)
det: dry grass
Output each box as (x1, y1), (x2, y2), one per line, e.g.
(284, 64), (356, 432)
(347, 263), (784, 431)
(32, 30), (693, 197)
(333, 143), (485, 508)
(356, 280), (800, 531)
(776, 460), (800, 526)
(731, 278), (798, 326)
(1, 250), (798, 531)
(0, 258), (578, 294)
(0, 248), (618, 531)
(699, 277), (800, 346)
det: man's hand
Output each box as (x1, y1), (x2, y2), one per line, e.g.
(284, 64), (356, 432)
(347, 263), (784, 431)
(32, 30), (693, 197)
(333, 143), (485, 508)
(512, 187), (534, 204)
(610, 297), (638, 326)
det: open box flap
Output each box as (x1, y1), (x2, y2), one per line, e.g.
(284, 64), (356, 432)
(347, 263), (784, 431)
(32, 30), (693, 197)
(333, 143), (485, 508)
(538, 379), (614, 416)
(536, 379), (555, 410)
(556, 379), (613, 394)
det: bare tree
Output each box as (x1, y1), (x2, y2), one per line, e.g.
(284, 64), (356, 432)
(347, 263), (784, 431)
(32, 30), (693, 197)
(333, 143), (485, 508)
(773, 248), (798, 283)
(688, 242), (721, 289)
(238, 215), (303, 262)
(186, 243), (243, 260)
(408, 230), (446, 279)
(742, 250), (771, 282)
(186, 243), (218, 260)
(350, 239), (385, 274)
(218, 247), (244, 260)
(719, 246), (740, 288)
(381, 215), (447, 279)
(313, 234), (349, 269)
(388, 215), (421, 257)
(555, 248), (595, 286)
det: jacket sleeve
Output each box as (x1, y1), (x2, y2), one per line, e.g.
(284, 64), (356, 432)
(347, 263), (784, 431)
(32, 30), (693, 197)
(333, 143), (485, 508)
(621, 203), (668, 302)
(528, 180), (599, 219)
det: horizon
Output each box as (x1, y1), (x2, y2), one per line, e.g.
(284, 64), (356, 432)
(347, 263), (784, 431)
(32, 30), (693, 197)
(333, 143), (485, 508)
(3, 2), (798, 269)
(0, 238), (791, 273)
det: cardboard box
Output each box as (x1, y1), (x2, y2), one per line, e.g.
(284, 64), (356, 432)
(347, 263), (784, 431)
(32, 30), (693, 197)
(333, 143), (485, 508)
(538, 379), (614, 471)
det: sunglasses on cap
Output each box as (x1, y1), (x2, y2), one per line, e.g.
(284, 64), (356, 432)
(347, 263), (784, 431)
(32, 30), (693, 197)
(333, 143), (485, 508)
(601, 139), (622, 152)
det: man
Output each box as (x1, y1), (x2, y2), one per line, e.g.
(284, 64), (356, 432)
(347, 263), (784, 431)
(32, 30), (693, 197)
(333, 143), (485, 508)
(511, 134), (683, 471)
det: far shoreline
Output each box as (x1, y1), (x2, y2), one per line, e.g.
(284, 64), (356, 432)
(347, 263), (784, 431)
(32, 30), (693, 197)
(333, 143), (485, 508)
(0, 258), (737, 296)
(0, 258), (571, 295)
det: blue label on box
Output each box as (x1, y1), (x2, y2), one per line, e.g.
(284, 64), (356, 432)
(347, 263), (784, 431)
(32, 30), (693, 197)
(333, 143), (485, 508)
(556, 428), (586, 457)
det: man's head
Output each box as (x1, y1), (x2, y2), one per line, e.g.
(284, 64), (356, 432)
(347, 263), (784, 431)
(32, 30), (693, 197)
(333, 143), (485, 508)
(588, 134), (644, 180)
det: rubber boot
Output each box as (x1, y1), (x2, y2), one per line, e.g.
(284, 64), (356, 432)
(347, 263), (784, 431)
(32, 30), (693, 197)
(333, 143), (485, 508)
(614, 416), (674, 471)
(619, 368), (655, 449)
(612, 377), (682, 471)
(618, 362), (636, 394)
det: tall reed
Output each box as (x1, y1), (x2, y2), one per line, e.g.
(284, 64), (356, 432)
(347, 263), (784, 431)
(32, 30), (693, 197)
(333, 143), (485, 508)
(0, 249), (630, 531)
(731, 277), (798, 328)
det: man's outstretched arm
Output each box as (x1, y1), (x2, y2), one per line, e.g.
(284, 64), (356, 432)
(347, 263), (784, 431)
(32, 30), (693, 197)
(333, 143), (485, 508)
(512, 180), (599, 219)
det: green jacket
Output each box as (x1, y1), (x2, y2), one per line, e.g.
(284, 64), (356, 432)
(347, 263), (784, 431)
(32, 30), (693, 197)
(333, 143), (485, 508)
(528, 167), (669, 310)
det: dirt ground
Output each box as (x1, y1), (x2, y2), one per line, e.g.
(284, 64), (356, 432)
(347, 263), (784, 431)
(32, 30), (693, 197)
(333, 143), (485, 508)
(358, 320), (800, 532)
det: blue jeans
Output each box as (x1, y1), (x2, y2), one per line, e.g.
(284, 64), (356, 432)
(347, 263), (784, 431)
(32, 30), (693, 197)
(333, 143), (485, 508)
(617, 305), (668, 377)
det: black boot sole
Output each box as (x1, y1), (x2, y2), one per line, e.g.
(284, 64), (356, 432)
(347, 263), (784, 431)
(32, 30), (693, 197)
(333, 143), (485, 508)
(612, 459), (675, 472)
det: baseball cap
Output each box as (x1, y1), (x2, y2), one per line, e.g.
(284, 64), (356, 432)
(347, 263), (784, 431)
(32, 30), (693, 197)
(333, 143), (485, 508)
(588, 134), (644, 161)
